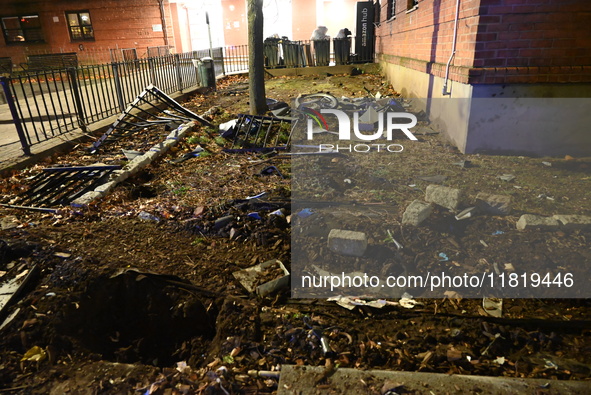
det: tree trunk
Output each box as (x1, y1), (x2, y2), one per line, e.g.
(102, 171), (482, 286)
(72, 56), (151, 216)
(248, 0), (268, 115)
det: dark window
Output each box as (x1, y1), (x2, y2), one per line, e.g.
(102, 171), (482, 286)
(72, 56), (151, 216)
(1, 15), (44, 44)
(66, 11), (94, 41)
(387, 0), (396, 20)
(407, 0), (419, 10)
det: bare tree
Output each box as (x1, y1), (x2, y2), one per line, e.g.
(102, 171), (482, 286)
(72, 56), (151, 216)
(248, 0), (268, 115)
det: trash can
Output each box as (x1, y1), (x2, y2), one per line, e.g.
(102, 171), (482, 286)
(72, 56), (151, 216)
(281, 40), (303, 68)
(194, 57), (216, 90)
(264, 38), (280, 68)
(333, 37), (351, 65)
(313, 39), (330, 67)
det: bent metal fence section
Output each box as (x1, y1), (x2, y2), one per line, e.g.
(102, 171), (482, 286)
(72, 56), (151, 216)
(0, 51), (205, 156)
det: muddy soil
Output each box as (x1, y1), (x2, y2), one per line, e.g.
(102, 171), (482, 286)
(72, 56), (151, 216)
(0, 73), (590, 394)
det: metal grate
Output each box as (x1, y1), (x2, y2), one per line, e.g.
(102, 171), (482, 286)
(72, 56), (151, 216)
(90, 85), (212, 153)
(228, 114), (292, 151)
(8, 165), (120, 208)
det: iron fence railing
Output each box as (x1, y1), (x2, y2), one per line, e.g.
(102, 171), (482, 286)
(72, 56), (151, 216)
(0, 51), (204, 155)
(1, 41), (374, 156)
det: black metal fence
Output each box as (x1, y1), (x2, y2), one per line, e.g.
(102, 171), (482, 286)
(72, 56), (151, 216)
(0, 51), (204, 155)
(1, 41), (374, 156)
(223, 38), (374, 74)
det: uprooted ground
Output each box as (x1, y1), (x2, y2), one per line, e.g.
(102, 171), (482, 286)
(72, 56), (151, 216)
(0, 72), (590, 394)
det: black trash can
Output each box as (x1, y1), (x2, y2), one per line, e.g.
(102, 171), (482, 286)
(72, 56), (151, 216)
(313, 39), (330, 67)
(264, 38), (280, 68)
(333, 37), (351, 65)
(282, 40), (303, 68)
(195, 57), (216, 90)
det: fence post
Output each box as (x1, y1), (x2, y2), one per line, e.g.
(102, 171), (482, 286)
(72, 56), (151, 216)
(0, 76), (31, 155)
(174, 53), (183, 92)
(111, 62), (126, 112)
(67, 67), (87, 132)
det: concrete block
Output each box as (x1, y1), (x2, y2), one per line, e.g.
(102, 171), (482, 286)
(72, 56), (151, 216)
(425, 185), (463, 210)
(475, 193), (512, 215)
(552, 215), (591, 230)
(402, 200), (433, 226)
(516, 214), (560, 230)
(71, 191), (104, 207)
(328, 229), (367, 257)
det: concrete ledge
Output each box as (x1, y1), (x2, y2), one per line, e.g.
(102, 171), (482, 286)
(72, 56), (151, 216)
(265, 63), (379, 77)
(71, 122), (195, 207)
(277, 365), (590, 395)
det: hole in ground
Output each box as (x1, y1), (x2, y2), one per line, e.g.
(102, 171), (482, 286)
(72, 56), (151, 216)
(60, 271), (216, 366)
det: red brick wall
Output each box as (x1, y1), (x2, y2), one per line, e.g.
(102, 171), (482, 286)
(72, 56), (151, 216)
(376, 0), (481, 68)
(376, 0), (591, 84)
(471, 0), (591, 83)
(0, 0), (176, 65)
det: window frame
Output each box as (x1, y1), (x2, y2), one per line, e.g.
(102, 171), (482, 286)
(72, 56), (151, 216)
(387, 0), (397, 21)
(406, 0), (419, 12)
(65, 10), (95, 42)
(1, 14), (44, 45)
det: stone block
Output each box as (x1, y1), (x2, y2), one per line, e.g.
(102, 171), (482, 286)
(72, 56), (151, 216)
(475, 193), (512, 215)
(516, 214), (560, 230)
(402, 200), (433, 226)
(425, 185), (463, 210)
(328, 229), (367, 257)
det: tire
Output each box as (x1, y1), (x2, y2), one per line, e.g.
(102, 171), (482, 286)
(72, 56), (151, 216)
(294, 93), (338, 110)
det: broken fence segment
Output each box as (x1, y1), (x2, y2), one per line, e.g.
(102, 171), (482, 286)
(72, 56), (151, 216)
(228, 114), (292, 150)
(90, 84), (211, 153)
(8, 166), (121, 208)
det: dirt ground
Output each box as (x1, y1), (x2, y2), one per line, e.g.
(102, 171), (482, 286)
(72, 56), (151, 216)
(0, 72), (590, 394)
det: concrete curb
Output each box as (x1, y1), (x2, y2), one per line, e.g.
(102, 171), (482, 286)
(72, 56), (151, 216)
(71, 121), (195, 207)
(277, 365), (590, 395)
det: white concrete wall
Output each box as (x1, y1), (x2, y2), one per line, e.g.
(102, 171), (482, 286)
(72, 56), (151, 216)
(380, 60), (591, 157)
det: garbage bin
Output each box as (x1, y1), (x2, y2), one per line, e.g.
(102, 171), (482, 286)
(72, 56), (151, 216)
(281, 40), (303, 68)
(264, 38), (280, 68)
(313, 40), (330, 67)
(194, 57), (216, 90)
(333, 38), (351, 65)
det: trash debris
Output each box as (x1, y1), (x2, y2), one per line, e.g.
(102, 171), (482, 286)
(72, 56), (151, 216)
(384, 230), (403, 250)
(482, 297), (503, 318)
(438, 252), (449, 261)
(170, 146), (205, 164)
(247, 212), (262, 220)
(542, 161), (552, 167)
(21, 346), (47, 363)
(138, 211), (160, 222)
(121, 149), (142, 160)
(494, 356), (506, 365)
(296, 208), (314, 218)
(259, 165), (284, 178)
(0, 266), (37, 316)
(219, 119), (238, 138)
(491, 230), (504, 235)
(455, 206), (477, 221)
(399, 292), (422, 309)
(327, 296), (391, 310)
(214, 215), (234, 230)
(233, 259), (290, 297)
(498, 174), (516, 182)
(246, 192), (267, 200)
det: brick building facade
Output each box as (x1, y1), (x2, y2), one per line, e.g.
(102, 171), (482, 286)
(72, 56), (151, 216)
(0, 0), (176, 65)
(375, 0), (591, 156)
